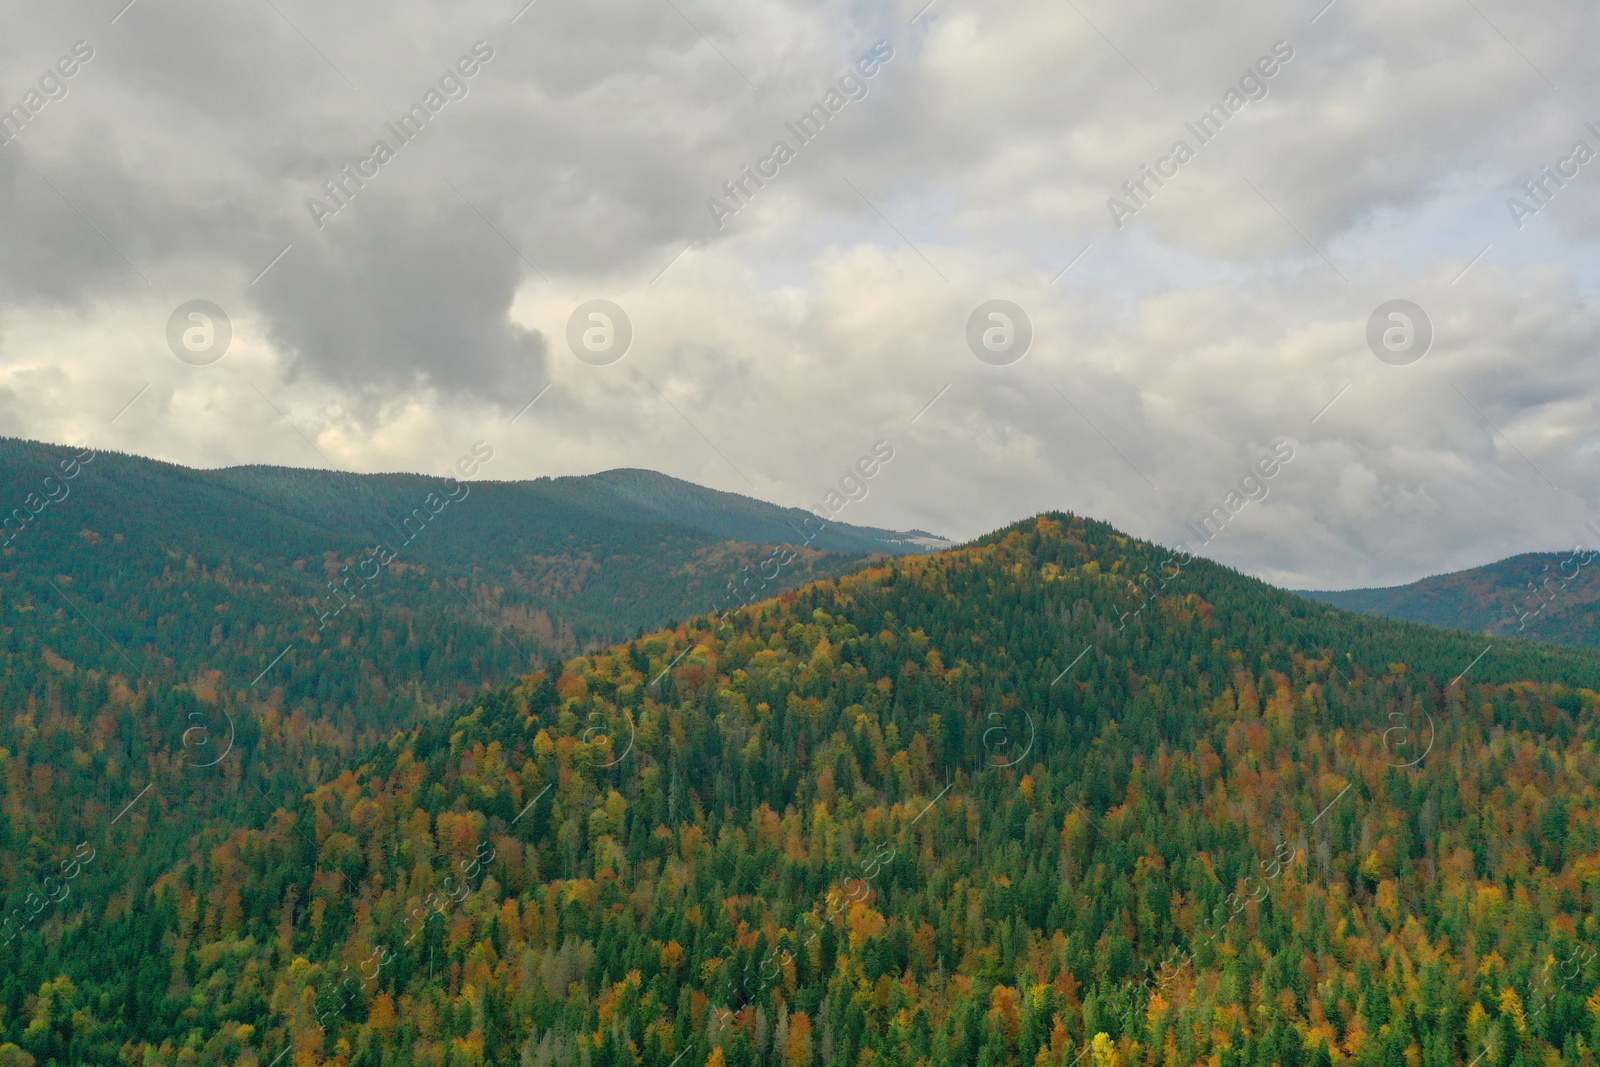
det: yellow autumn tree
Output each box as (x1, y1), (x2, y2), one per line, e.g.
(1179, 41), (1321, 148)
(845, 901), (886, 954)
(368, 993), (398, 1036)
(783, 1012), (813, 1067)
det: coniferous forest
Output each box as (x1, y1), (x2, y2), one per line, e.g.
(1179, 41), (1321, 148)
(3, 510), (1600, 1067)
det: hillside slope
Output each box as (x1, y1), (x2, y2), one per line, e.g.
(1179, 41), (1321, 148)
(6, 513), (1600, 1067)
(0, 436), (937, 734)
(0, 437), (940, 1003)
(1298, 548), (1600, 651)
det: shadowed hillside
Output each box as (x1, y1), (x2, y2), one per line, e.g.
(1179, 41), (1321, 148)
(1298, 548), (1600, 652)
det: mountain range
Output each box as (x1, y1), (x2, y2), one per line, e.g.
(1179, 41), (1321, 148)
(0, 441), (1597, 1067)
(0, 434), (943, 732)
(1297, 547), (1600, 651)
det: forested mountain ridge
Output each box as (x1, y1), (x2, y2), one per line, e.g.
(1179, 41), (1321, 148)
(1296, 547), (1600, 652)
(0, 436), (936, 667)
(7, 512), (1600, 1067)
(0, 436), (935, 1047)
(0, 434), (930, 776)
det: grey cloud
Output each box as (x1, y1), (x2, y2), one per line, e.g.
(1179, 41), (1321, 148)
(4, 0), (1600, 591)
(255, 195), (548, 400)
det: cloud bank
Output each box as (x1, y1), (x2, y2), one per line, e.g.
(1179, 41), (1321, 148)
(1, 0), (1598, 588)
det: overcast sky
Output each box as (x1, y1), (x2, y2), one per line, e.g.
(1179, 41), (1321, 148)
(2, 0), (1598, 589)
